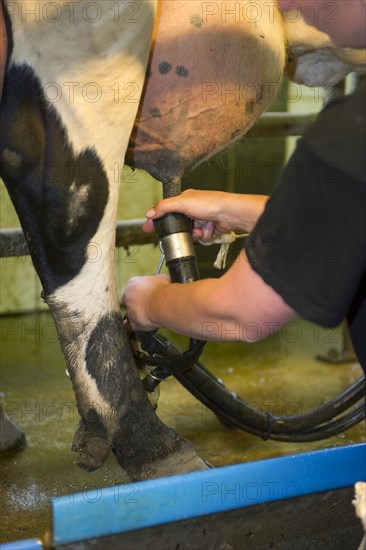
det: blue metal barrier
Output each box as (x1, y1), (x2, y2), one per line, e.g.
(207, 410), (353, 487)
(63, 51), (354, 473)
(51, 443), (365, 546)
(0, 540), (42, 550)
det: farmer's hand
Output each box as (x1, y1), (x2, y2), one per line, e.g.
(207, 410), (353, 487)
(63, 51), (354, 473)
(143, 189), (268, 241)
(122, 275), (170, 332)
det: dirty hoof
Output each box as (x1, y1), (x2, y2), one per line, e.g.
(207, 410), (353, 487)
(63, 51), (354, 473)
(0, 408), (26, 453)
(73, 439), (111, 472)
(72, 421), (111, 472)
(127, 437), (212, 481)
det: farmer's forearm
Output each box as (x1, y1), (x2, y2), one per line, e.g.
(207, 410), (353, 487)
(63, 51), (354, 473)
(229, 194), (269, 232)
(146, 248), (295, 342)
(147, 277), (232, 340)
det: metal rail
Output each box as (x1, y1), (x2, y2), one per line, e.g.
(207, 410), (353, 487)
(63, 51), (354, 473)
(0, 111), (317, 258)
(248, 111), (317, 137)
(0, 219), (157, 258)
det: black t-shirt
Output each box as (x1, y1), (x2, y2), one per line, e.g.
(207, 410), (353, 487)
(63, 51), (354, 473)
(246, 83), (366, 371)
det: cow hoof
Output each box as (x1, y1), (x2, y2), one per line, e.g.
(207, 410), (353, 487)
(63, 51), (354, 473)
(72, 421), (111, 472)
(73, 436), (112, 472)
(0, 409), (26, 454)
(127, 437), (212, 481)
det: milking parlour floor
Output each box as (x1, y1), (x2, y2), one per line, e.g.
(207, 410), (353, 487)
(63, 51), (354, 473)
(0, 312), (364, 544)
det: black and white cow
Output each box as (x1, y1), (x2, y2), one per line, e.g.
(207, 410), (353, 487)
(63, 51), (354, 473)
(0, 1), (364, 480)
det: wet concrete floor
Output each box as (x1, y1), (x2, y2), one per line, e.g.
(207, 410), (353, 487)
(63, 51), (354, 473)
(0, 312), (364, 543)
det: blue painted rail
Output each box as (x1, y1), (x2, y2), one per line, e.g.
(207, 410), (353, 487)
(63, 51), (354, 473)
(52, 443), (366, 546)
(2, 444), (364, 548)
(0, 540), (42, 550)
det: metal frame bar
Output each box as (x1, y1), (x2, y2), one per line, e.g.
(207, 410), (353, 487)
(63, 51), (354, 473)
(0, 111), (317, 259)
(0, 219), (158, 259)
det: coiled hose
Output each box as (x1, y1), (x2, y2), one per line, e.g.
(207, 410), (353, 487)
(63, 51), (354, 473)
(138, 212), (366, 442)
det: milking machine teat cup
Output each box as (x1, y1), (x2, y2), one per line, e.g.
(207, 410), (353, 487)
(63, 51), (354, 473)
(154, 212), (199, 283)
(128, 213), (206, 409)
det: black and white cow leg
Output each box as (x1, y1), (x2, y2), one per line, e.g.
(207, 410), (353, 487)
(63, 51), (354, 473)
(0, 1), (209, 479)
(0, 83), (208, 478)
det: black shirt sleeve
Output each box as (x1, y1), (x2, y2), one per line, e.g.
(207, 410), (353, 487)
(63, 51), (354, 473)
(245, 138), (366, 329)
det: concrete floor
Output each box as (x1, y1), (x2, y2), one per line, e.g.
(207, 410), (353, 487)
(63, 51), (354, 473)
(0, 312), (364, 544)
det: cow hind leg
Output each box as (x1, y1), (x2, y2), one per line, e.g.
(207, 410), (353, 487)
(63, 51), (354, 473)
(0, 57), (208, 479)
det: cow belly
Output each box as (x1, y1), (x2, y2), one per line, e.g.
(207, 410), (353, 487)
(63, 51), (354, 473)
(126, 1), (286, 184)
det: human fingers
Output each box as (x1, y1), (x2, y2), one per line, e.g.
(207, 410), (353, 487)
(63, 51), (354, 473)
(198, 221), (215, 242)
(144, 214), (214, 243)
(122, 275), (170, 332)
(121, 274), (169, 307)
(144, 216), (212, 241)
(143, 218), (154, 233)
(145, 189), (220, 223)
(192, 227), (204, 240)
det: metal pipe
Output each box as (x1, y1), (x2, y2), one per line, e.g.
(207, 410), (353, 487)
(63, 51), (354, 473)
(0, 110), (320, 259)
(248, 112), (317, 138)
(0, 220), (158, 258)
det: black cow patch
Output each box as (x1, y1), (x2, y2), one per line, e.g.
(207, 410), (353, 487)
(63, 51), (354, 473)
(149, 107), (162, 117)
(85, 313), (132, 409)
(190, 15), (203, 28)
(175, 65), (189, 78)
(0, 64), (109, 294)
(158, 61), (172, 75)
